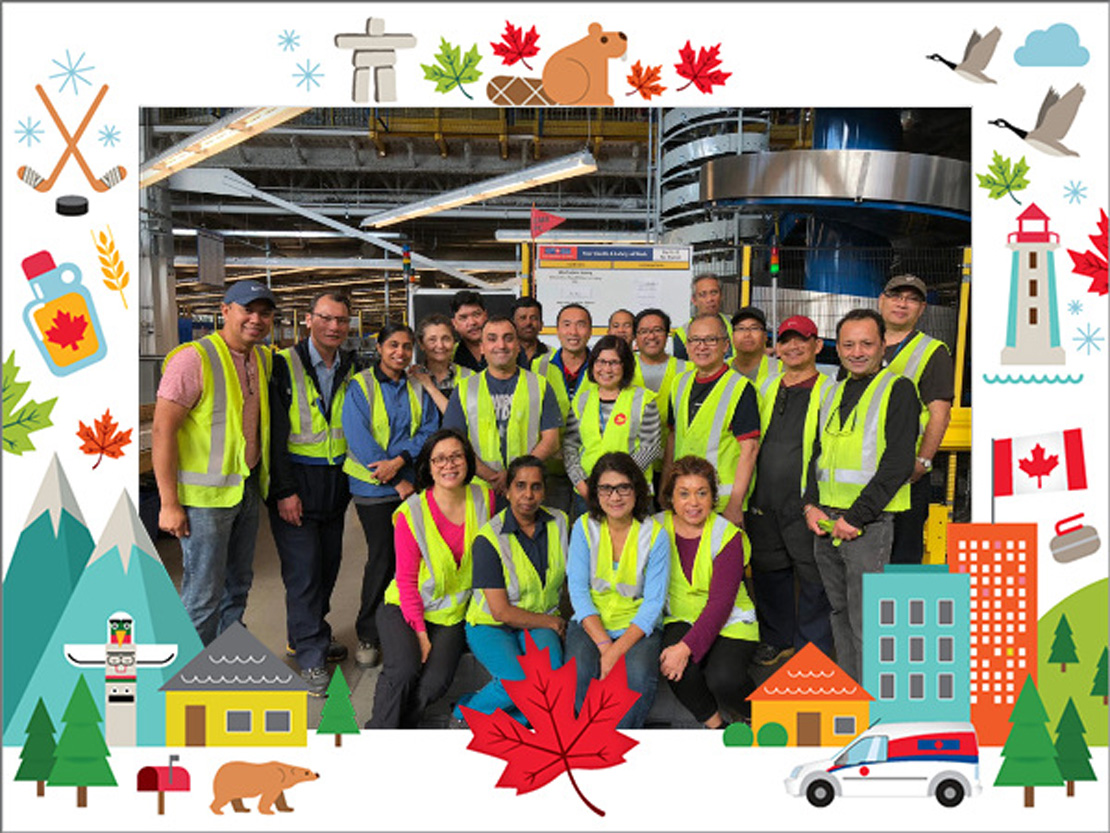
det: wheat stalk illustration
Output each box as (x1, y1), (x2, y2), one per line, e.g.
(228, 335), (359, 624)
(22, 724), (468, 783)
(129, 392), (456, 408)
(91, 225), (130, 309)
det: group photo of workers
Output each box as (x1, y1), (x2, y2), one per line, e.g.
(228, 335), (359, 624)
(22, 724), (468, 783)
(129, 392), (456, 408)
(151, 269), (956, 729)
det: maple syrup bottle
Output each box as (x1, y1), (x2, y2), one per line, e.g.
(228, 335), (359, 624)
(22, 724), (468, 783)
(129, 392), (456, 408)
(21, 250), (107, 376)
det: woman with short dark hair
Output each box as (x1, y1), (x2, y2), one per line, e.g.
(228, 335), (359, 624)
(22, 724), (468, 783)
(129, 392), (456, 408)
(565, 451), (670, 729)
(367, 429), (494, 728)
(656, 455), (759, 728)
(563, 335), (661, 519)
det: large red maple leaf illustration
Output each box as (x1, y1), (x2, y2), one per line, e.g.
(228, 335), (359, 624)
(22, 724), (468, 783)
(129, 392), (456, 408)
(1018, 443), (1058, 488)
(44, 310), (88, 351)
(490, 20), (541, 70)
(461, 633), (639, 817)
(1067, 208), (1108, 296)
(675, 41), (731, 93)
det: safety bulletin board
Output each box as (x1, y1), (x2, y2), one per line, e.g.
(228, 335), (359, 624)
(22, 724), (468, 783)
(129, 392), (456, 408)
(534, 245), (693, 332)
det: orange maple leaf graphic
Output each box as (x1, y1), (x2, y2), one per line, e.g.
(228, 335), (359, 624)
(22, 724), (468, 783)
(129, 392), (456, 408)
(1018, 443), (1058, 488)
(76, 409), (132, 469)
(626, 60), (666, 100)
(45, 310), (88, 351)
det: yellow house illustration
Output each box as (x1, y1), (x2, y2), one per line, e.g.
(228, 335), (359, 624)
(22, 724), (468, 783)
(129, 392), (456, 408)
(748, 643), (873, 747)
(160, 622), (310, 747)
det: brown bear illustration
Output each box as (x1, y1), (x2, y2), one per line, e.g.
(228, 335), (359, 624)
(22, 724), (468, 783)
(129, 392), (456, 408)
(487, 23), (627, 106)
(210, 761), (319, 815)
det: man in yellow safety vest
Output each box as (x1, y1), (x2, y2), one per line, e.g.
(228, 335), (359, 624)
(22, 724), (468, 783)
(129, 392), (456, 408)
(673, 274), (733, 361)
(802, 309), (919, 681)
(153, 279), (276, 645)
(632, 308), (688, 498)
(730, 306), (783, 393)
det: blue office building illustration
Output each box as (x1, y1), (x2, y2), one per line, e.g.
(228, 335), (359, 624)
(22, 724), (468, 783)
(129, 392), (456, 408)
(862, 564), (971, 724)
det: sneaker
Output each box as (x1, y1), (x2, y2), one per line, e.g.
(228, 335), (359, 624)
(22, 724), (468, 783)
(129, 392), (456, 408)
(300, 666), (330, 697)
(754, 643), (796, 666)
(355, 641), (381, 668)
(287, 641), (348, 663)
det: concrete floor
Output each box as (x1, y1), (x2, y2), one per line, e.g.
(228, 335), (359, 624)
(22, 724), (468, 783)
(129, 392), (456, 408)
(156, 504), (779, 729)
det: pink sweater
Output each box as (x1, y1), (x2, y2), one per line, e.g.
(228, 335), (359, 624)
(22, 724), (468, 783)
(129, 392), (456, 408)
(394, 488), (496, 632)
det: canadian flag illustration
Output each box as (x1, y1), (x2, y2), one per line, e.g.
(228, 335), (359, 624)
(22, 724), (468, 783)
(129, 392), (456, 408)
(993, 428), (1088, 496)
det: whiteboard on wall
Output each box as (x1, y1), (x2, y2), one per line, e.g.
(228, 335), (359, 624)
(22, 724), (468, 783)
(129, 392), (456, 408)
(534, 245), (693, 334)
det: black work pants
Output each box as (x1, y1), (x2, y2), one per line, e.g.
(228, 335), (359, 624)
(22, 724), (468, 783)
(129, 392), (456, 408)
(354, 500), (402, 646)
(891, 474), (931, 565)
(662, 622), (757, 724)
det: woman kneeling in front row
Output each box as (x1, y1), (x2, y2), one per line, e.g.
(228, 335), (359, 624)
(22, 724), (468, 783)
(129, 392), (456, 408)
(566, 451), (671, 729)
(657, 455), (759, 728)
(455, 455), (569, 725)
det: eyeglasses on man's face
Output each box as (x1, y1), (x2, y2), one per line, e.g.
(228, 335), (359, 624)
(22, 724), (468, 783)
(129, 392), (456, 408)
(313, 312), (352, 325)
(882, 290), (924, 305)
(687, 335), (725, 347)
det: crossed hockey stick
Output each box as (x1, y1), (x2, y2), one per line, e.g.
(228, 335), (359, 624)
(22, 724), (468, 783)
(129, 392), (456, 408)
(17, 84), (126, 193)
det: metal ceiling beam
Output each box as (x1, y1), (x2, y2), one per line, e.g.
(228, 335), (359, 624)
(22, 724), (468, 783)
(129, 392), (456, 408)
(169, 168), (511, 291)
(173, 256), (517, 272)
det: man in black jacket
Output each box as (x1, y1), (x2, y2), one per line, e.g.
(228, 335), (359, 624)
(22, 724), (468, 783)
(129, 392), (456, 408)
(268, 292), (362, 695)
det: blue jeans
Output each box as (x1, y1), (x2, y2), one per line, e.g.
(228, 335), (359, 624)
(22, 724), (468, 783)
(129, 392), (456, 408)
(565, 619), (662, 729)
(179, 470), (261, 645)
(455, 624), (564, 723)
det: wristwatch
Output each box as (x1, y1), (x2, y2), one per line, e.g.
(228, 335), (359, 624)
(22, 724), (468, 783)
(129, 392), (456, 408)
(916, 456), (933, 471)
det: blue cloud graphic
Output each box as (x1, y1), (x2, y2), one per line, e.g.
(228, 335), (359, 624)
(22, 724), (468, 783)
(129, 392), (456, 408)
(1014, 23), (1090, 66)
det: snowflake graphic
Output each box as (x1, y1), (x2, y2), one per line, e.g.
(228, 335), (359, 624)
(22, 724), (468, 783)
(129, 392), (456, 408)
(1068, 299), (1084, 315)
(1063, 180), (1088, 205)
(15, 117), (44, 147)
(98, 124), (121, 148)
(1073, 323), (1104, 355)
(278, 29), (300, 51)
(49, 49), (95, 95)
(293, 59), (323, 90)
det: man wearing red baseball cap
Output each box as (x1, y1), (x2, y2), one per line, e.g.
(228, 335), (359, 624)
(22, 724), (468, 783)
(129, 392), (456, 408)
(745, 315), (834, 666)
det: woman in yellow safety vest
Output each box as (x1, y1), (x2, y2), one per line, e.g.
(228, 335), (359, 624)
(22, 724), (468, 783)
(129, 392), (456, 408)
(565, 451), (671, 729)
(408, 313), (474, 415)
(366, 428), (494, 729)
(656, 455), (759, 728)
(563, 335), (661, 519)
(454, 454), (569, 727)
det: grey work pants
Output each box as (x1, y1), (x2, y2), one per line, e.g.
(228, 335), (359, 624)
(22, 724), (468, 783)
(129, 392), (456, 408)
(813, 508), (894, 682)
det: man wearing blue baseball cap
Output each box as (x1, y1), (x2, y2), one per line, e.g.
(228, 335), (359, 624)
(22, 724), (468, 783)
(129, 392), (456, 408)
(153, 279), (277, 645)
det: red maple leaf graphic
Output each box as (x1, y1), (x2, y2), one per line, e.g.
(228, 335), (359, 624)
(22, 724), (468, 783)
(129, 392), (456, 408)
(674, 41), (731, 93)
(1018, 443), (1058, 488)
(44, 310), (88, 351)
(76, 409), (133, 469)
(1067, 208), (1108, 296)
(491, 20), (541, 70)
(626, 60), (667, 100)
(461, 633), (638, 817)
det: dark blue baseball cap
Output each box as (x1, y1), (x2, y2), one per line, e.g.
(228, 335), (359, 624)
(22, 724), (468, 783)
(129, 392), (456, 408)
(223, 280), (277, 308)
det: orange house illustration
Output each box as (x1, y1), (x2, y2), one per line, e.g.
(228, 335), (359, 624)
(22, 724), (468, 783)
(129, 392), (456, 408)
(749, 643), (873, 746)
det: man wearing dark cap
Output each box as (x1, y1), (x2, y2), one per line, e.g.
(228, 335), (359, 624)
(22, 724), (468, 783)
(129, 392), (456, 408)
(746, 316), (834, 666)
(878, 275), (954, 564)
(730, 306), (782, 392)
(153, 279), (277, 645)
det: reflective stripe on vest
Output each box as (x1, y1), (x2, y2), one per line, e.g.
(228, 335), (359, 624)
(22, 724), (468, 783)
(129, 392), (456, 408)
(460, 370), (545, 471)
(815, 369), (910, 511)
(672, 368), (747, 505)
(571, 385), (653, 477)
(634, 355), (688, 474)
(885, 331), (946, 446)
(383, 483), (491, 625)
(282, 347), (347, 462)
(164, 334), (271, 505)
(754, 354), (782, 395)
(581, 515), (661, 631)
(342, 369), (422, 484)
(466, 508), (569, 626)
(758, 372), (834, 496)
(658, 512), (758, 639)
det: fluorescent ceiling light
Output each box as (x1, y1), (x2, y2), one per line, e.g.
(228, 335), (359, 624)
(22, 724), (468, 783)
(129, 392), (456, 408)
(494, 230), (653, 244)
(361, 151), (597, 228)
(140, 107), (310, 188)
(172, 229), (401, 239)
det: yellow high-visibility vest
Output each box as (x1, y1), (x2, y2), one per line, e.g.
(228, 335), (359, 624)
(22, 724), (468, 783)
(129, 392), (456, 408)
(279, 346), (350, 464)
(815, 369), (911, 512)
(658, 511), (758, 640)
(162, 333), (271, 507)
(884, 331), (949, 450)
(457, 369), (549, 471)
(633, 354), (687, 474)
(579, 515), (664, 632)
(342, 369), (423, 485)
(570, 384), (656, 478)
(466, 507), (569, 626)
(383, 483), (492, 625)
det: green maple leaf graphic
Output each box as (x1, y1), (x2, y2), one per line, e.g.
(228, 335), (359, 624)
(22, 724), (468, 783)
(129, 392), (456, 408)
(3, 351), (57, 456)
(976, 151), (1031, 204)
(421, 38), (483, 99)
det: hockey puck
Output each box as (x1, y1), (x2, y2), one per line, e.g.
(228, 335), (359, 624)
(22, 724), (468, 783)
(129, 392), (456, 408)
(56, 195), (88, 216)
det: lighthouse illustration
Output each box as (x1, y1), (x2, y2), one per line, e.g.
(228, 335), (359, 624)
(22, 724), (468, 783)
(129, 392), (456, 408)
(1001, 203), (1065, 365)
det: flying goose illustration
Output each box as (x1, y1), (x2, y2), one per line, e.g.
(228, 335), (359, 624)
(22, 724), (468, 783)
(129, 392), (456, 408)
(989, 83), (1086, 157)
(927, 27), (1002, 83)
